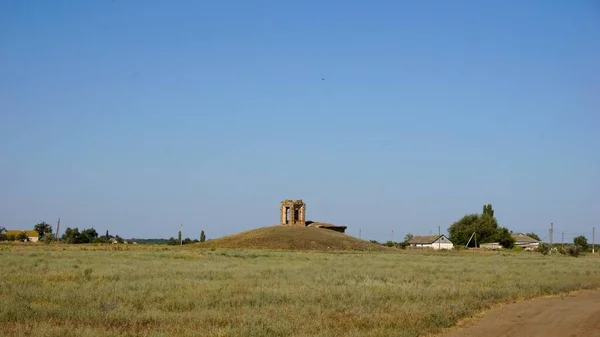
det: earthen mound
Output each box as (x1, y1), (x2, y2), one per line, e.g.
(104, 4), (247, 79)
(195, 226), (389, 251)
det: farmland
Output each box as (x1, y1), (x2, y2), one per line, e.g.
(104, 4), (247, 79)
(1, 244), (600, 337)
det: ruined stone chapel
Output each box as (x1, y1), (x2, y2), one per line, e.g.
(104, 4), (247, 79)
(279, 199), (347, 233)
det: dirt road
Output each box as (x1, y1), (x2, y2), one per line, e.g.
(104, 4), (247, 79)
(438, 290), (600, 337)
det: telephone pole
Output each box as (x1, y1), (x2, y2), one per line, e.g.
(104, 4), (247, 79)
(55, 217), (60, 242)
(180, 224), (183, 246)
(549, 223), (554, 255)
(593, 227), (595, 254)
(391, 230), (394, 243)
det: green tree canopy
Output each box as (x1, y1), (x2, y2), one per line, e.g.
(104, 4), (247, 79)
(403, 233), (414, 243)
(482, 204), (494, 217)
(200, 230), (206, 243)
(494, 227), (515, 249)
(574, 235), (588, 250)
(448, 204), (513, 248)
(525, 232), (541, 241)
(17, 231), (29, 241)
(34, 222), (53, 239)
(448, 214), (481, 247)
(62, 227), (80, 244)
(80, 228), (99, 243)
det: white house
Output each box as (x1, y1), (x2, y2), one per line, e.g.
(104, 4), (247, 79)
(512, 233), (540, 249)
(407, 235), (454, 250)
(480, 242), (502, 250)
(5, 230), (39, 242)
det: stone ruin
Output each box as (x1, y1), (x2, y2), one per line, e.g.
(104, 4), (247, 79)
(279, 199), (347, 233)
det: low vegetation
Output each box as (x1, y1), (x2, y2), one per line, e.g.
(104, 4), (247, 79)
(1, 245), (599, 337)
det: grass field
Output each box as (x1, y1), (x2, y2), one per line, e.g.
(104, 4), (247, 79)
(1, 244), (600, 337)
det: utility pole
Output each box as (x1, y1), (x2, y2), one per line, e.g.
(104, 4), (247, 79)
(593, 227), (596, 254)
(391, 230), (394, 243)
(549, 223), (554, 255)
(438, 226), (441, 250)
(55, 217), (60, 242)
(180, 224), (183, 246)
(359, 228), (361, 240)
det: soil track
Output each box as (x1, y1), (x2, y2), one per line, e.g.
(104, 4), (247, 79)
(438, 290), (600, 337)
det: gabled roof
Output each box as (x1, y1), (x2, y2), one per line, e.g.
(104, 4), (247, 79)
(511, 233), (539, 243)
(407, 235), (450, 244)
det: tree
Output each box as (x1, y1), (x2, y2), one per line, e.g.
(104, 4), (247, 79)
(200, 230), (206, 243)
(0, 226), (6, 241)
(448, 204), (511, 248)
(482, 204), (494, 217)
(17, 231), (28, 242)
(403, 233), (414, 243)
(574, 235), (589, 250)
(448, 214), (482, 246)
(167, 237), (178, 245)
(34, 222), (53, 239)
(105, 230), (109, 239)
(80, 228), (99, 243)
(494, 227), (515, 249)
(62, 227), (81, 244)
(178, 230), (182, 245)
(526, 232), (541, 241)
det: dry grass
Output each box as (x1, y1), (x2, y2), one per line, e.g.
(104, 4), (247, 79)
(194, 226), (389, 251)
(1, 244), (600, 337)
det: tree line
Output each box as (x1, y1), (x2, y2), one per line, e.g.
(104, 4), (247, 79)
(0, 222), (209, 245)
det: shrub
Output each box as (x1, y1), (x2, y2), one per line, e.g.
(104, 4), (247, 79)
(43, 234), (56, 245)
(16, 232), (28, 242)
(566, 245), (581, 257)
(537, 243), (551, 255)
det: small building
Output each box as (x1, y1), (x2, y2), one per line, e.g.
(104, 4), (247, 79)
(512, 233), (540, 249)
(407, 235), (454, 250)
(108, 237), (118, 244)
(306, 222), (347, 233)
(5, 230), (39, 242)
(480, 242), (502, 250)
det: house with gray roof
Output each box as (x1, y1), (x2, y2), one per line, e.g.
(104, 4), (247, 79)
(406, 234), (454, 250)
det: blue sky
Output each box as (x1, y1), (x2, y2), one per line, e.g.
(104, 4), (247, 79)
(1, 0), (598, 242)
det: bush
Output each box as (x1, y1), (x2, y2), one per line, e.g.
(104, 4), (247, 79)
(566, 245), (581, 257)
(43, 234), (56, 245)
(16, 231), (28, 242)
(537, 243), (551, 255)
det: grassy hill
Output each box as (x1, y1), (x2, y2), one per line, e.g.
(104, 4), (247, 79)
(195, 226), (389, 251)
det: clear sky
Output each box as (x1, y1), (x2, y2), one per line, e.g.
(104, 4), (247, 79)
(1, 0), (599, 243)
